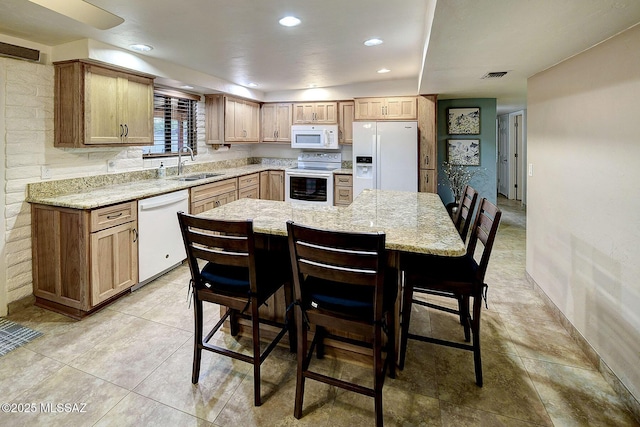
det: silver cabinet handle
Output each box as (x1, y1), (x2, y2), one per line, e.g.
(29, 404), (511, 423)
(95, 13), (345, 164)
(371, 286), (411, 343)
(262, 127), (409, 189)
(120, 124), (124, 139)
(124, 124), (128, 137)
(107, 212), (123, 219)
(132, 228), (138, 243)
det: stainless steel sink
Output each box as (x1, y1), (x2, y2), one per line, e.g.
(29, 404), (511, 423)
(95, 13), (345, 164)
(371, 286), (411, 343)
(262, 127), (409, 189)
(173, 173), (223, 181)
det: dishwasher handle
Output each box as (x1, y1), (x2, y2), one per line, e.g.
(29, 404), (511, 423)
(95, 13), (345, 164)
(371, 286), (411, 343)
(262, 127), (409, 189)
(139, 192), (189, 210)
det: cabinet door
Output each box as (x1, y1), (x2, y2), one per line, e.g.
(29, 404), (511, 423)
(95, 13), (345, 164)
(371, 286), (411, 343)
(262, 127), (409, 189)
(225, 97), (242, 142)
(419, 169), (437, 193)
(205, 95), (224, 144)
(354, 98), (385, 120)
(243, 101), (260, 142)
(86, 67), (122, 144)
(293, 104), (315, 123)
(123, 75), (154, 144)
(261, 104), (278, 141)
(313, 102), (337, 123)
(91, 221), (138, 305)
(338, 101), (354, 144)
(275, 103), (292, 141)
(385, 97), (417, 120)
(269, 171), (284, 201)
(260, 171), (270, 199)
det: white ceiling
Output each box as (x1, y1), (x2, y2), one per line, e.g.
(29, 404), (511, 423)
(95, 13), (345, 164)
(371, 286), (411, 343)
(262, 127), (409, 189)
(1, 0), (640, 114)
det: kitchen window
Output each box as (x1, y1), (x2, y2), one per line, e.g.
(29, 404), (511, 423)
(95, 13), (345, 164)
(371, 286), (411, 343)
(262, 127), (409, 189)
(143, 88), (199, 157)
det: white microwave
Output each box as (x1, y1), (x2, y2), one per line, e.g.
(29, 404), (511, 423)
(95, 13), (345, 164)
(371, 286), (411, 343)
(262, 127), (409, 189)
(291, 124), (339, 149)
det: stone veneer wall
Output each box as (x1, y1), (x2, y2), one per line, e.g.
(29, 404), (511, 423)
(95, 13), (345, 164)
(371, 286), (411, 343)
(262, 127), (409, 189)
(0, 57), (252, 310)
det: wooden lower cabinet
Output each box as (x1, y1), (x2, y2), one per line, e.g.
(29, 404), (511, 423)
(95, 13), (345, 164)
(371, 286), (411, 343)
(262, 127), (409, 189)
(259, 170), (284, 201)
(31, 201), (138, 319)
(334, 173), (353, 206)
(190, 178), (238, 214)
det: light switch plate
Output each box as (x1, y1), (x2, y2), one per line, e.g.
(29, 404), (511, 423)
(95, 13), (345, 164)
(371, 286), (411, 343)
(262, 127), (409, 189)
(528, 163), (534, 177)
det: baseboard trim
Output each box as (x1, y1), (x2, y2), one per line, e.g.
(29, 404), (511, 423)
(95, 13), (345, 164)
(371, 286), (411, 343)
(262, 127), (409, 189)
(525, 272), (640, 424)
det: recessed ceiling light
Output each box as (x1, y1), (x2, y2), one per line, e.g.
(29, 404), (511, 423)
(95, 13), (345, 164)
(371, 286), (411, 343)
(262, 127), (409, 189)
(129, 44), (153, 52)
(308, 84), (317, 88)
(247, 82), (258, 87)
(279, 16), (301, 27)
(377, 68), (391, 74)
(364, 38), (383, 47)
(180, 85), (194, 89)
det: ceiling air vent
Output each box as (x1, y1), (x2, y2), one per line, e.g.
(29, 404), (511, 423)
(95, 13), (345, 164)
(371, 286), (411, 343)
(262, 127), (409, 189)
(481, 71), (508, 79)
(0, 42), (40, 62)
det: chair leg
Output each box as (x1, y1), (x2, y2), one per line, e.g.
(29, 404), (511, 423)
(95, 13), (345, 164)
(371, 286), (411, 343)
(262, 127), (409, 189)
(192, 296), (203, 384)
(284, 283), (297, 353)
(315, 326), (325, 359)
(461, 295), (471, 342)
(230, 308), (240, 336)
(399, 282), (414, 370)
(471, 295), (483, 387)
(294, 307), (307, 419)
(386, 310), (396, 379)
(374, 321), (384, 427)
(251, 298), (262, 406)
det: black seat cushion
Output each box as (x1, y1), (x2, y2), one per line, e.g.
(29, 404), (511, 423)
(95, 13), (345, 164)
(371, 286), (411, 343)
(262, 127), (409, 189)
(303, 271), (397, 321)
(200, 249), (291, 298)
(201, 262), (250, 295)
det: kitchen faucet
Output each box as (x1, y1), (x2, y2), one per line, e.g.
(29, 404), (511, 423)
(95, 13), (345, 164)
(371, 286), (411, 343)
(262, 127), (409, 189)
(177, 146), (195, 175)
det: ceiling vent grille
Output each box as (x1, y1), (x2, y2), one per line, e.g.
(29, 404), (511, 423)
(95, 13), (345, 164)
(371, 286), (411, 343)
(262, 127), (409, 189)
(481, 71), (508, 79)
(0, 42), (40, 62)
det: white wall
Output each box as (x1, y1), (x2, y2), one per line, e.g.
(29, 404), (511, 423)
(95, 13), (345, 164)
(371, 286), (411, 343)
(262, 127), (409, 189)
(527, 24), (640, 402)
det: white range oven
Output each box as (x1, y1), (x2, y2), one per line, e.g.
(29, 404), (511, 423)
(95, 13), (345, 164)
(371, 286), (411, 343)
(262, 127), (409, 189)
(285, 152), (342, 206)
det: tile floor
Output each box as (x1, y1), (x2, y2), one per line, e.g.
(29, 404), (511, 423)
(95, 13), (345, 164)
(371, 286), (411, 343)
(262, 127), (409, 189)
(1, 197), (639, 426)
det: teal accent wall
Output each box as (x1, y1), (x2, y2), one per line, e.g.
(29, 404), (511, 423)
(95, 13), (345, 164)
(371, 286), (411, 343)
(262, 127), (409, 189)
(437, 98), (497, 205)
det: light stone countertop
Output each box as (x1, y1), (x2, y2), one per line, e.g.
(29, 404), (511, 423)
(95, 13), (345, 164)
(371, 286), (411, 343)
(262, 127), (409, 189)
(25, 165), (282, 209)
(198, 189), (465, 256)
(26, 165), (354, 210)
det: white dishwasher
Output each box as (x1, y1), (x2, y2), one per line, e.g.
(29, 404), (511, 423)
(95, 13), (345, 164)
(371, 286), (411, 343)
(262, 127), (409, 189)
(135, 189), (189, 289)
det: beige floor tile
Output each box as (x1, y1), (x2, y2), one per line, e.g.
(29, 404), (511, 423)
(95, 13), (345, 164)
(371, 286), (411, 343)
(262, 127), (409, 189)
(434, 346), (553, 426)
(22, 308), (139, 364)
(523, 358), (639, 426)
(503, 315), (595, 369)
(0, 365), (129, 427)
(94, 392), (214, 427)
(134, 339), (250, 423)
(68, 317), (191, 390)
(440, 400), (544, 426)
(0, 347), (64, 401)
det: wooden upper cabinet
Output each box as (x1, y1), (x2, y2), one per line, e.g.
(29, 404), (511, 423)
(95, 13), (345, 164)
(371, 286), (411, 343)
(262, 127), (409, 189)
(338, 101), (355, 144)
(261, 103), (293, 142)
(292, 102), (337, 124)
(354, 96), (417, 120)
(54, 60), (154, 148)
(224, 96), (260, 142)
(205, 94), (224, 144)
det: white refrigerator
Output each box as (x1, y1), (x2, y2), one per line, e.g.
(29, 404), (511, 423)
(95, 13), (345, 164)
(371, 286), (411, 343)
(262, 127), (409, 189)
(352, 121), (418, 198)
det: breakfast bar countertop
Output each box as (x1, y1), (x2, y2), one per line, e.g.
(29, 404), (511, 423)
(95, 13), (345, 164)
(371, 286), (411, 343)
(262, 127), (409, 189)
(198, 189), (466, 256)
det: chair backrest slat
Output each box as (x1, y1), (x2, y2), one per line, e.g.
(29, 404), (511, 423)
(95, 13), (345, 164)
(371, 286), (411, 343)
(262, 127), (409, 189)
(453, 185), (479, 242)
(287, 221), (388, 313)
(465, 198), (501, 282)
(178, 212), (257, 290)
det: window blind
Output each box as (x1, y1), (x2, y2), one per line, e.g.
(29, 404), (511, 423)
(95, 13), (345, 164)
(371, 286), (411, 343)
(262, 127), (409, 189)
(143, 89), (198, 156)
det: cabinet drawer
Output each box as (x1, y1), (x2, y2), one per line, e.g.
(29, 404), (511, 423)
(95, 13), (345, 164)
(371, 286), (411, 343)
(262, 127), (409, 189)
(239, 185), (259, 199)
(334, 187), (353, 206)
(334, 174), (353, 186)
(238, 173), (260, 189)
(90, 201), (137, 232)
(190, 179), (238, 203)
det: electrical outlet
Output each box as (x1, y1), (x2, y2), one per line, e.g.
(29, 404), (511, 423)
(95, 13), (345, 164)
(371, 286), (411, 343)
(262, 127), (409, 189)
(41, 165), (52, 179)
(528, 163), (534, 177)
(107, 160), (116, 172)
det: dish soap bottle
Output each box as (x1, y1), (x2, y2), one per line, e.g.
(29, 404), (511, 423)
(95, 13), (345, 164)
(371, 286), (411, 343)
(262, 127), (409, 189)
(157, 162), (166, 179)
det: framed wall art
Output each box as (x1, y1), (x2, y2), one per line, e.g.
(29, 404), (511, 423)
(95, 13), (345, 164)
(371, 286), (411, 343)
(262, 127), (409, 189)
(447, 107), (480, 135)
(447, 139), (480, 166)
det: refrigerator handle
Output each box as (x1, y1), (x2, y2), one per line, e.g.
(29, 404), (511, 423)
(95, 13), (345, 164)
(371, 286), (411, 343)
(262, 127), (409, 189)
(375, 135), (381, 189)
